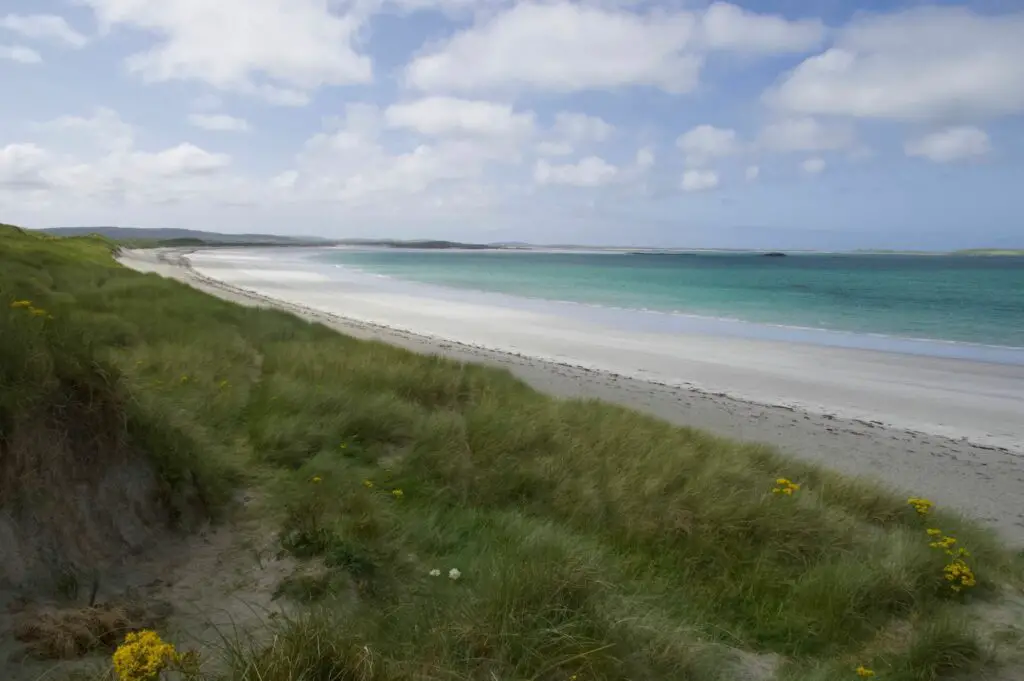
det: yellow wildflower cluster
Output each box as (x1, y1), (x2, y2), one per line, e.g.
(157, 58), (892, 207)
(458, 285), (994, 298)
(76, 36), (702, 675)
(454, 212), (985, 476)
(772, 477), (801, 495)
(928, 534), (964, 554)
(919, 512), (977, 593)
(310, 475), (323, 484)
(855, 666), (876, 678)
(943, 558), (977, 592)
(391, 488), (404, 499)
(111, 630), (198, 681)
(9, 299), (53, 319)
(908, 497), (933, 516)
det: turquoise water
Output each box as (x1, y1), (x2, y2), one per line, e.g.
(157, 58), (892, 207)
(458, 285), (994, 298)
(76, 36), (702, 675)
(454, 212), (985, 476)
(311, 250), (1024, 349)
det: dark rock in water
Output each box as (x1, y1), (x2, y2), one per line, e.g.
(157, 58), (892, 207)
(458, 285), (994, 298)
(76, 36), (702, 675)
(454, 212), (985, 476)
(762, 252), (787, 257)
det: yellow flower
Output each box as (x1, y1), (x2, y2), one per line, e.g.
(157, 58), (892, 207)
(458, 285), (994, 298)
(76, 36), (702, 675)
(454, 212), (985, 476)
(363, 479), (374, 489)
(112, 630), (176, 681)
(926, 528), (941, 536)
(311, 476), (322, 484)
(392, 489), (404, 498)
(855, 666), (875, 678)
(772, 477), (801, 495)
(908, 497), (933, 515)
(943, 558), (977, 592)
(30, 307), (49, 317)
(929, 535), (957, 552)
(10, 300), (31, 309)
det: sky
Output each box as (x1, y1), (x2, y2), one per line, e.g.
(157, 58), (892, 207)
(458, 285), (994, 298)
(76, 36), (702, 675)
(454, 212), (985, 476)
(1, 0), (1023, 249)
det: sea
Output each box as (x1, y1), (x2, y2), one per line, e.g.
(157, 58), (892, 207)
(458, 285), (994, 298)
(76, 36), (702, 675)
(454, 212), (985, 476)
(304, 249), (1024, 364)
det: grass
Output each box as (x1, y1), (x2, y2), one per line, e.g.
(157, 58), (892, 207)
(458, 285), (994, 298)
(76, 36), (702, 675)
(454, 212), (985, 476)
(1, 222), (1021, 681)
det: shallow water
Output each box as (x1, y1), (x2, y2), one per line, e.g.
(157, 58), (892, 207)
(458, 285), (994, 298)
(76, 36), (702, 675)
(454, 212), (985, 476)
(301, 249), (1024, 365)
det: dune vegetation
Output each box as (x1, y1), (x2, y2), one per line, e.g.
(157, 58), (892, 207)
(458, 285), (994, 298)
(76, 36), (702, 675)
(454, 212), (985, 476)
(1, 223), (1022, 681)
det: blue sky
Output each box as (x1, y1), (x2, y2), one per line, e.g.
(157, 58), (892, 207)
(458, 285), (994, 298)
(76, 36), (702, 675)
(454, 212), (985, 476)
(1, 0), (1022, 249)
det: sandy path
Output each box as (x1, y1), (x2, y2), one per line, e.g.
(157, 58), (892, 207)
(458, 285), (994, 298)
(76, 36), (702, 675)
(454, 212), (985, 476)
(119, 248), (1024, 545)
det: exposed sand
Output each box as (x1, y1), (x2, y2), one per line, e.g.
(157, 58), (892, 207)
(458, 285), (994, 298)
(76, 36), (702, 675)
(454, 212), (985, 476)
(119, 248), (1024, 545)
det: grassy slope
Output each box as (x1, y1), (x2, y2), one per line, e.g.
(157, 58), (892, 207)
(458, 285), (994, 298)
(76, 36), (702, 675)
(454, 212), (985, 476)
(1, 224), (1021, 681)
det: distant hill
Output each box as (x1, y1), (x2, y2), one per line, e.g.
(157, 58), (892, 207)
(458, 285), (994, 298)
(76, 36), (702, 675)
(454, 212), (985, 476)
(39, 226), (331, 245)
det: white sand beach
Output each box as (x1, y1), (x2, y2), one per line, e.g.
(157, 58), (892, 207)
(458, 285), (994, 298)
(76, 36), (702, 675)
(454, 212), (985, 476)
(120, 248), (1024, 544)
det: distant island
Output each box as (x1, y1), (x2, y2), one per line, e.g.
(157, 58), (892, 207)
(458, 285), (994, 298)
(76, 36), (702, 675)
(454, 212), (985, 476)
(953, 249), (1024, 256)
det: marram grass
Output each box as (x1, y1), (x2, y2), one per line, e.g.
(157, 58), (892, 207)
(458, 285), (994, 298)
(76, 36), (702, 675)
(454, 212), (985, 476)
(1, 223), (1021, 681)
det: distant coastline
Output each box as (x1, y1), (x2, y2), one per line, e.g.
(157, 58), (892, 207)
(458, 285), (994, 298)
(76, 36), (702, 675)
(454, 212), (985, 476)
(34, 226), (1023, 256)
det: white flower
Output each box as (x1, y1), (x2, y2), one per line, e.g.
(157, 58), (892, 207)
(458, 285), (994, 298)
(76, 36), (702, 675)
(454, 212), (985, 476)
(428, 569), (441, 577)
(448, 568), (461, 581)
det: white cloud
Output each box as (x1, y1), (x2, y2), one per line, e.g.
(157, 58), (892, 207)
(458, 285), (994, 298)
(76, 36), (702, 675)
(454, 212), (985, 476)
(535, 112), (614, 157)
(4, 108), (238, 209)
(535, 156), (618, 187)
(1, 14), (88, 47)
(271, 169), (298, 190)
(0, 143), (53, 189)
(552, 112), (614, 143)
(801, 157), (826, 175)
(191, 94), (224, 111)
(81, 0), (371, 101)
(1, 44), (41, 63)
(536, 141), (574, 157)
(188, 113), (251, 132)
(405, 2), (701, 94)
(699, 2), (824, 53)
(404, 2), (826, 95)
(42, 108), (136, 153)
(635, 147), (655, 170)
(129, 143), (231, 176)
(905, 126), (991, 163)
(282, 103), (520, 207)
(765, 7), (1024, 121)
(759, 117), (855, 152)
(676, 124), (738, 166)
(745, 165), (759, 181)
(385, 97), (535, 137)
(681, 169), (719, 192)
